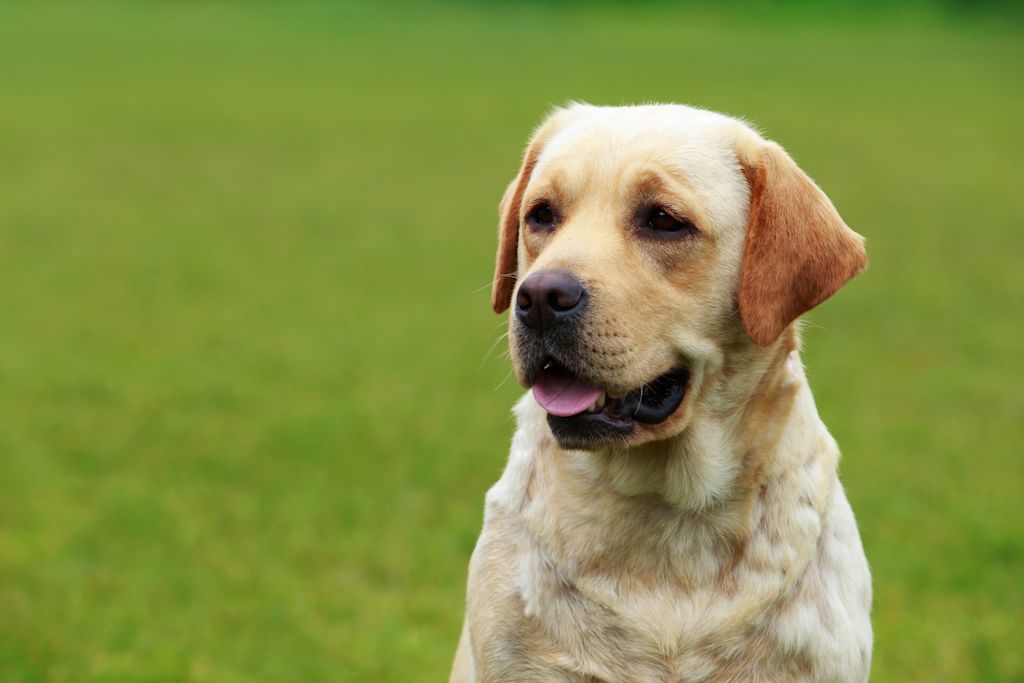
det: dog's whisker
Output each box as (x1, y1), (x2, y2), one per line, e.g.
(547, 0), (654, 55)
(470, 280), (493, 294)
(479, 331), (510, 370)
(470, 273), (517, 295)
(493, 366), (516, 392)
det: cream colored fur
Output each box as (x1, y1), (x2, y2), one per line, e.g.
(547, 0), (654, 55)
(452, 103), (872, 682)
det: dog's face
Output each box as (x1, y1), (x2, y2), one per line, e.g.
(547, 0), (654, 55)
(492, 104), (866, 450)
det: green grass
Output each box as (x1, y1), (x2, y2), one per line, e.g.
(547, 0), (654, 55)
(0, 2), (1022, 681)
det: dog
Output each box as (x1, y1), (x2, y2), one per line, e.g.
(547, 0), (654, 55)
(451, 103), (872, 682)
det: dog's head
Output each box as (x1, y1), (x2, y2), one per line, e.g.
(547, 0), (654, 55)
(492, 104), (866, 450)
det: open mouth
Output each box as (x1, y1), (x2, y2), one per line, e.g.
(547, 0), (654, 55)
(531, 360), (689, 448)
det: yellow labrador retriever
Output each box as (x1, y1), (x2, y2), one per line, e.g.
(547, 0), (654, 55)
(452, 103), (872, 682)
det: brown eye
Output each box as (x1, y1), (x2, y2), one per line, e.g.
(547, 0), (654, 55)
(644, 207), (698, 237)
(526, 203), (556, 230)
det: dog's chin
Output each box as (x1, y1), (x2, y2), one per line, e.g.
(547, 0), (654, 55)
(533, 364), (691, 451)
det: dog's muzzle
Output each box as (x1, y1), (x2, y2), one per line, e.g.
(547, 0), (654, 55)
(512, 269), (689, 448)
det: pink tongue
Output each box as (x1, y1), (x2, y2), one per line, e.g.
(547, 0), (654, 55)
(531, 370), (603, 417)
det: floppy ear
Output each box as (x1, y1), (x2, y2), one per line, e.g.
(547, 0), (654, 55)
(491, 108), (577, 313)
(491, 150), (538, 313)
(737, 139), (867, 346)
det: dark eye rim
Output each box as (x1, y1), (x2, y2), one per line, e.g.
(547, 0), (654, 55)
(639, 206), (700, 239)
(524, 201), (558, 231)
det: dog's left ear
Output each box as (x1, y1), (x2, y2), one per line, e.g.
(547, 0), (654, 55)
(492, 106), (580, 313)
(737, 138), (867, 346)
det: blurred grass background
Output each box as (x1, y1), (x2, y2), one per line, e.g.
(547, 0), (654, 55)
(1, 1), (1022, 681)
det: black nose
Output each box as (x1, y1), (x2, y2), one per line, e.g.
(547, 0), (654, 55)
(515, 270), (587, 331)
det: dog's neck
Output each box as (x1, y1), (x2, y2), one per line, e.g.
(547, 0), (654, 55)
(500, 327), (839, 585)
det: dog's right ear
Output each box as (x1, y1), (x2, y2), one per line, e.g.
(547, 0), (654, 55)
(491, 107), (579, 314)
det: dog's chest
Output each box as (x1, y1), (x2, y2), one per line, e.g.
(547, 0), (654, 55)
(515, 539), (803, 681)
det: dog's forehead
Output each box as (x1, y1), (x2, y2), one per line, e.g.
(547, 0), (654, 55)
(535, 105), (741, 184)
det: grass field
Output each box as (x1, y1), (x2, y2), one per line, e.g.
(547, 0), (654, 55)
(1, 2), (1022, 681)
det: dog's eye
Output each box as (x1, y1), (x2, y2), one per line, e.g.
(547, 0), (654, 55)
(526, 203), (556, 230)
(644, 208), (698, 237)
